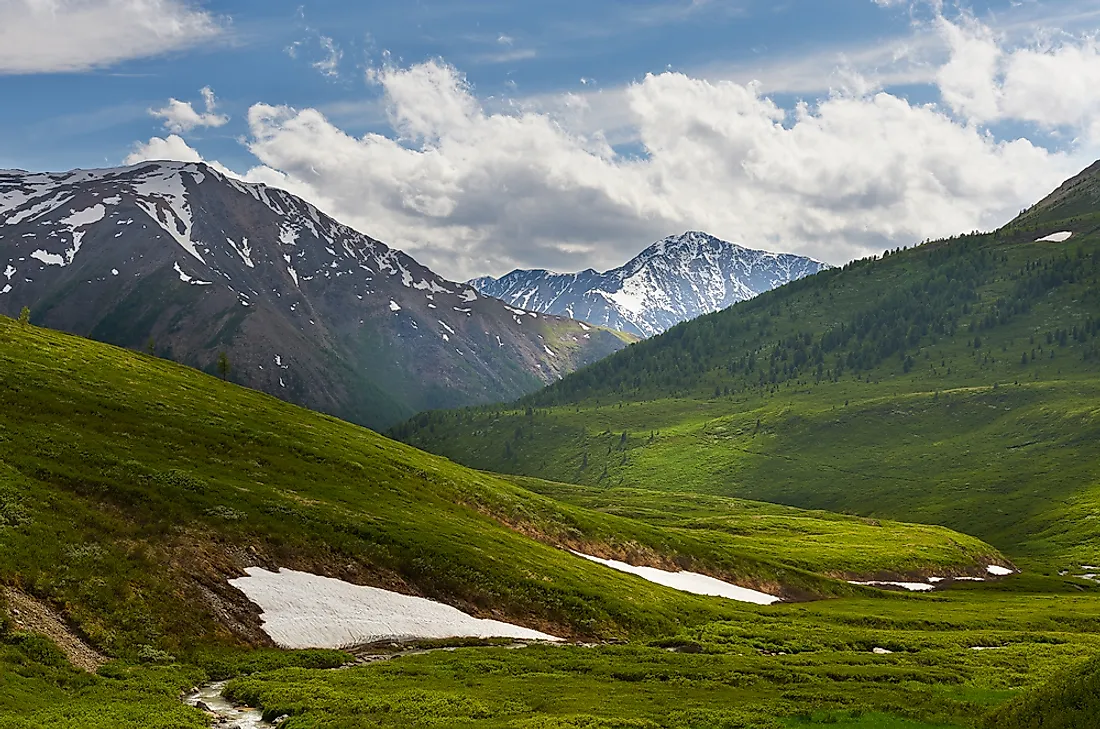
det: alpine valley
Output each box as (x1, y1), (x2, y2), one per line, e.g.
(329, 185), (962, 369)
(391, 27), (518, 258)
(4, 159), (1100, 729)
(470, 231), (829, 338)
(0, 161), (632, 430)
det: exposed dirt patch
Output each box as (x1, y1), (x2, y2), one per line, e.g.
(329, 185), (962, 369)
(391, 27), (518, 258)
(2, 586), (107, 672)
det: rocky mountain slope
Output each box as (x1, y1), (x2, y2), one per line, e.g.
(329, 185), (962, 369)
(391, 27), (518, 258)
(0, 161), (631, 429)
(469, 231), (829, 338)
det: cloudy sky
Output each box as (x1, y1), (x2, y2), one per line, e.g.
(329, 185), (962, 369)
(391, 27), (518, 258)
(3, 0), (1100, 281)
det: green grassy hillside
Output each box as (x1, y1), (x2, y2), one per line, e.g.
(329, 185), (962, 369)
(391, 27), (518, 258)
(0, 313), (1011, 662)
(0, 310), (1050, 729)
(394, 169), (1100, 569)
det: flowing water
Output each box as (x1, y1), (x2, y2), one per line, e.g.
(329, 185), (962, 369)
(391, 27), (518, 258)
(184, 681), (272, 729)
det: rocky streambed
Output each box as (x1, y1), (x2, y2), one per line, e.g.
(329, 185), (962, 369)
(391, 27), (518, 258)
(184, 681), (280, 729)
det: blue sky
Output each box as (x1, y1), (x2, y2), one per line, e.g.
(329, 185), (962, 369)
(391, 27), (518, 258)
(0, 0), (941, 171)
(4, 0), (1100, 279)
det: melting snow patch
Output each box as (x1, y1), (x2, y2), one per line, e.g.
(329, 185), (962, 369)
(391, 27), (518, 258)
(60, 203), (105, 230)
(389, 300), (401, 312)
(574, 552), (780, 605)
(1036, 231), (1073, 243)
(228, 237), (255, 268)
(111, 269), (119, 276)
(6, 193), (73, 226)
(544, 346), (557, 357)
(986, 565), (1014, 577)
(3, 265), (14, 280)
(459, 288), (477, 302)
(30, 249), (65, 266)
(133, 169), (204, 263)
(0, 285), (10, 295)
(228, 567), (561, 649)
(172, 262), (213, 286)
(872, 647), (893, 655)
(850, 581), (936, 592)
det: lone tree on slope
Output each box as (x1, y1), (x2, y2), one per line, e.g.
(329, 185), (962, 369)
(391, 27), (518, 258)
(18, 307), (29, 326)
(217, 351), (230, 380)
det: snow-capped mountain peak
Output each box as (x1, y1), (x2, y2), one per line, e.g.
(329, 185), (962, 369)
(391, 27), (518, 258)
(471, 232), (830, 338)
(0, 161), (629, 428)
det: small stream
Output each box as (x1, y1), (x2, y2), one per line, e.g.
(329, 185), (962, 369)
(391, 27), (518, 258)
(184, 680), (273, 729)
(182, 644), (527, 726)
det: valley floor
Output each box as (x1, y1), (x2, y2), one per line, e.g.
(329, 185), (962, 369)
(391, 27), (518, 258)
(4, 579), (1100, 728)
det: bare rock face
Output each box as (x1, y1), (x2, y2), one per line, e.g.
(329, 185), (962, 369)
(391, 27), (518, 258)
(0, 162), (630, 429)
(471, 231), (830, 339)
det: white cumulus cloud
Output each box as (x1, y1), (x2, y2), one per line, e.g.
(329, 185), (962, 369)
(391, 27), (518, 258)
(151, 87), (229, 134)
(122, 14), (1100, 282)
(0, 0), (225, 75)
(124, 133), (240, 179)
(938, 16), (1100, 136)
(125, 134), (204, 165)
(232, 44), (1085, 280)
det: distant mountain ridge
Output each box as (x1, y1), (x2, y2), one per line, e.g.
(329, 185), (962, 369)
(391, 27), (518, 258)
(469, 231), (830, 338)
(0, 161), (631, 429)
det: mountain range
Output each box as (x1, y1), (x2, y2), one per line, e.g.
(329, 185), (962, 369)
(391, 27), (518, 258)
(469, 231), (830, 338)
(0, 161), (631, 429)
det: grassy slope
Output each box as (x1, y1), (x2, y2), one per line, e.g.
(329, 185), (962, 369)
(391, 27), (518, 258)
(0, 314), (1044, 729)
(395, 204), (1100, 569)
(506, 478), (1010, 578)
(0, 313), (1013, 661)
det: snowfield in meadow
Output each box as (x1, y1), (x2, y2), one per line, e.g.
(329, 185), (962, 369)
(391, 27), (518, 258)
(850, 565), (1016, 592)
(1036, 231), (1073, 243)
(229, 567), (561, 649)
(850, 580), (936, 592)
(572, 552), (780, 605)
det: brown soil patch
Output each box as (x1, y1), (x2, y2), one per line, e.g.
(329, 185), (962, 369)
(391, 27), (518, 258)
(2, 587), (106, 672)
